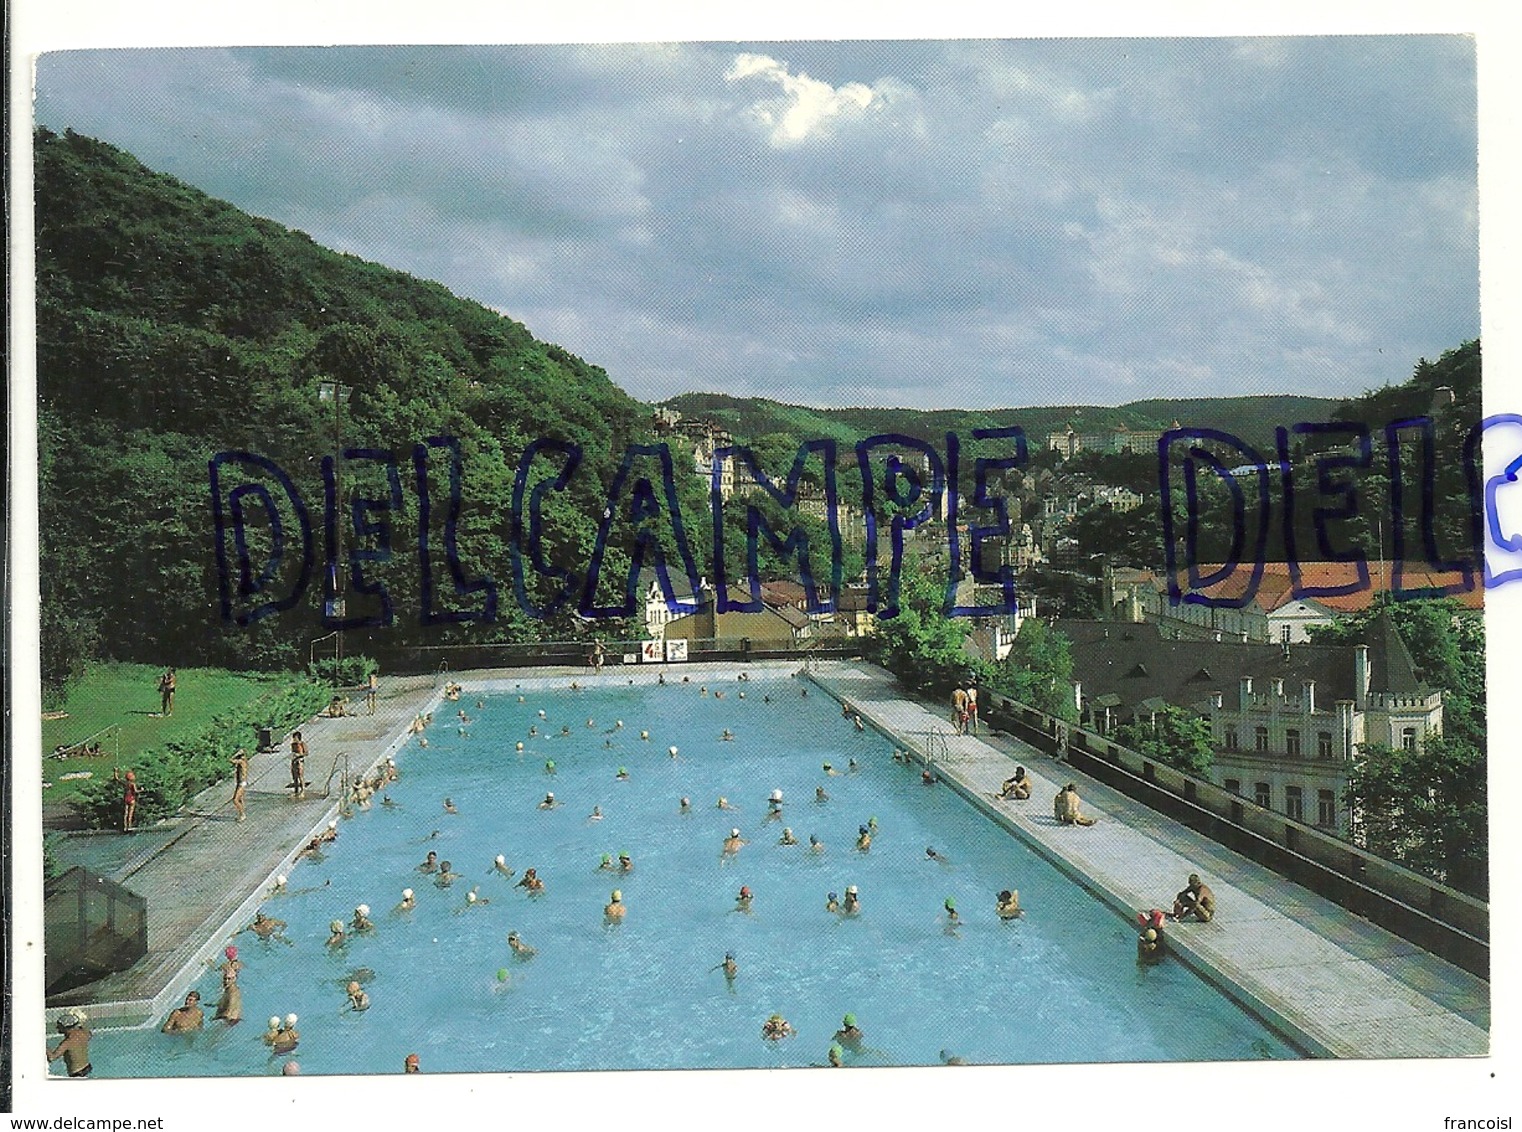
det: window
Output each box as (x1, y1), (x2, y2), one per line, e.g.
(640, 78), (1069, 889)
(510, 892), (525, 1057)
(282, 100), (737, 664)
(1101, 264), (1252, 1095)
(1254, 725), (1269, 752)
(1224, 778), (1241, 795)
(1281, 625), (1291, 645)
(1254, 782), (1271, 808)
(1285, 785), (1304, 822)
(1317, 731), (1333, 760)
(1401, 727), (1417, 752)
(1285, 729), (1301, 758)
(1224, 726), (1238, 751)
(1317, 789), (1337, 828)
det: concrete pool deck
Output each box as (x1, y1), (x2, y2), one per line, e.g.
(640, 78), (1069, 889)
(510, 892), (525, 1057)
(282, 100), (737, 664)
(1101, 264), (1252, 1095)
(805, 661), (1488, 1060)
(49, 660), (1488, 1061)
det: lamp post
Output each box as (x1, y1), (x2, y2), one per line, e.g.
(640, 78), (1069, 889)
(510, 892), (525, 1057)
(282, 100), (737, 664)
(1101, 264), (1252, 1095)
(318, 380), (351, 670)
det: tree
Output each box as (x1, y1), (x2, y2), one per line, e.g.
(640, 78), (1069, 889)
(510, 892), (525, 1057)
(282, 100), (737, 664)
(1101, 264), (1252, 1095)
(985, 618), (1077, 722)
(1113, 705), (1214, 777)
(868, 558), (978, 696)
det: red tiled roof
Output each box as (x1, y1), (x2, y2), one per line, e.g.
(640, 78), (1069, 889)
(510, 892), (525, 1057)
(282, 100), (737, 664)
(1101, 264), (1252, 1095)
(1167, 562), (1483, 612)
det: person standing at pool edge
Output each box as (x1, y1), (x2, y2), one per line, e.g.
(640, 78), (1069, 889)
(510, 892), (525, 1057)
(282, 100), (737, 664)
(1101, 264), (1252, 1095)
(115, 768), (137, 833)
(289, 731), (309, 797)
(230, 748), (250, 822)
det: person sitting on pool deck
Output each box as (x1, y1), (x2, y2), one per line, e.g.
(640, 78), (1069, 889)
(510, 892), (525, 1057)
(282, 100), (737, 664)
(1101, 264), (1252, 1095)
(418, 851), (439, 873)
(734, 885), (754, 913)
(780, 827), (798, 845)
(1055, 784), (1097, 826)
(619, 852), (634, 872)
(996, 890), (1023, 919)
(761, 1013), (794, 1040)
(540, 792), (559, 809)
(1137, 927), (1165, 964)
(346, 981), (370, 1011)
(856, 825), (872, 851)
(508, 931), (537, 958)
(494, 855), (514, 877)
(999, 767), (1032, 801)
(833, 1014), (864, 1050)
(825, 891), (841, 913)
(435, 862), (459, 887)
(842, 885), (861, 915)
(47, 1011), (92, 1077)
(162, 990), (204, 1033)
(605, 888), (626, 921)
(246, 911), (287, 939)
(1172, 874), (1216, 922)
(517, 868), (545, 893)
(722, 828), (747, 854)
(273, 1014), (300, 1054)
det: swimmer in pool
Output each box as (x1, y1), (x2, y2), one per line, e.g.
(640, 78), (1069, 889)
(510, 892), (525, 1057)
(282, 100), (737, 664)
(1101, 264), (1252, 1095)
(444, 797), (458, 814)
(560, 725), (571, 737)
(352, 905), (374, 932)
(327, 920), (346, 948)
(717, 952), (738, 982)
(721, 729), (734, 741)
(853, 714), (865, 731)
(619, 852), (633, 873)
(779, 827), (798, 845)
(465, 888), (489, 907)
(589, 806), (604, 821)
(856, 826), (872, 852)
(825, 891), (841, 913)
(834, 1013), (864, 1050)
(679, 797), (692, 814)
(435, 861), (459, 887)
(1137, 927), (1164, 965)
(722, 828), (748, 855)
(615, 767), (629, 780)
(398, 888), (416, 911)
(161, 990), (204, 1033)
(943, 897), (960, 927)
(823, 762), (837, 776)
(761, 1014), (794, 1041)
(809, 834), (825, 853)
(604, 888), (626, 921)
(273, 1014), (300, 1054)
(767, 789), (783, 817)
(418, 851), (439, 874)
(494, 855), (514, 878)
(262, 1016), (282, 1045)
(996, 890), (1023, 919)
(926, 846), (948, 864)
(842, 885), (861, 915)
(381, 795), (397, 809)
(921, 767), (939, 785)
(734, 885), (754, 913)
(816, 786), (829, 803)
(717, 796), (736, 811)
(540, 792), (559, 810)
(346, 981), (370, 1011)
(829, 1043), (845, 1067)
(849, 758), (859, 772)
(599, 853), (615, 871)
(517, 868), (544, 893)
(544, 759), (554, 774)
(507, 931), (536, 958)
(246, 911), (287, 939)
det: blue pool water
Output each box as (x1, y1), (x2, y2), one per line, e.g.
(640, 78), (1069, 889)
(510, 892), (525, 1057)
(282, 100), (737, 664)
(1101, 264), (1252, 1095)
(88, 672), (1295, 1075)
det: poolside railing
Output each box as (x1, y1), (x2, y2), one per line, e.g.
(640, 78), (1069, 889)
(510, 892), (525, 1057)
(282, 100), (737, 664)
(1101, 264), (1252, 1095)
(365, 636), (870, 675)
(979, 689), (1489, 979)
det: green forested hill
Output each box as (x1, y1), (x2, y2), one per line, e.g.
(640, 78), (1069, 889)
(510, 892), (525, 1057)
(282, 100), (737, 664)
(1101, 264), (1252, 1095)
(664, 392), (1345, 451)
(36, 127), (650, 686)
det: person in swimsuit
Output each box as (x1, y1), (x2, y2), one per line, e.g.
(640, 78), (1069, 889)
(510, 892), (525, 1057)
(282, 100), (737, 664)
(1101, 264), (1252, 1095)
(230, 748), (250, 822)
(162, 991), (204, 1033)
(216, 945), (243, 1022)
(118, 768), (139, 833)
(47, 1011), (92, 1076)
(289, 732), (309, 796)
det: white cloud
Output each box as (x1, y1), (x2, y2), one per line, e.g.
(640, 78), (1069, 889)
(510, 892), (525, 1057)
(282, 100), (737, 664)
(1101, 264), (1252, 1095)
(725, 52), (881, 145)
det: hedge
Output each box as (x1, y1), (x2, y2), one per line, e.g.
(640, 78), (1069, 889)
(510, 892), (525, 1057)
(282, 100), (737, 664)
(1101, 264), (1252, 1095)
(71, 678), (330, 829)
(308, 655), (378, 687)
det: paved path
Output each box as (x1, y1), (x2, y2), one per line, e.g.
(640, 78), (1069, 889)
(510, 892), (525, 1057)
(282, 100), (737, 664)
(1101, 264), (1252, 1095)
(808, 661), (1488, 1060)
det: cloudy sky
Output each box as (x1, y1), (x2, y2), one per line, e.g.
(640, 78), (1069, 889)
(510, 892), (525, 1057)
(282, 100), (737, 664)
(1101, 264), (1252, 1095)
(34, 39), (1477, 410)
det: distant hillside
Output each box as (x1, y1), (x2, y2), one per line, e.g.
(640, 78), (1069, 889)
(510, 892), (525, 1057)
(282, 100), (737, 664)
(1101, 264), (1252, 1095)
(664, 392), (1344, 452)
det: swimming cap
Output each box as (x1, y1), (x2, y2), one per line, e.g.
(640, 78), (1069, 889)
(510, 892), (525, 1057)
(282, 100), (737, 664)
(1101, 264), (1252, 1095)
(269, 1016), (282, 1029)
(846, 885), (858, 895)
(497, 968), (510, 982)
(731, 828), (741, 837)
(356, 904), (370, 917)
(829, 892), (837, 900)
(516, 742), (524, 751)
(618, 767), (627, 775)
(823, 763), (832, 770)
(669, 746), (679, 756)
(771, 789), (783, 801)
(842, 1013), (856, 1027)
(276, 875), (287, 886)
(330, 920), (344, 933)
(1189, 873), (1201, 885)
(538, 710), (546, 717)
(617, 720), (624, 727)
(402, 889), (413, 900)
(1145, 929), (1158, 941)
(783, 827), (793, 836)
(859, 825), (868, 835)
(286, 1013), (299, 1026)
(545, 761), (555, 770)
(726, 951), (735, 960)
(508, 931), (519, 941)
(601, 854), (612, 864)
(681, 797), (690, 805)
(225, 945), (238, 959)
(328, 820), (338, 829)
(611, 889), (622, 901)
(641, 730), (649, 739)
(546, 792), (554, 800)
(496, 854), (506, 865)
(619, 851), (631, 860)
(830, 1043), (844, 1058)
(467, 892), (477, 903)
(944, 898), (956, 910)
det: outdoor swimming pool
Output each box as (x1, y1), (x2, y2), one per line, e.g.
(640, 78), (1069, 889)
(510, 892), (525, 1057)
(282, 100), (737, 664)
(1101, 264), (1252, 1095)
(86, 671), (1296, 1075)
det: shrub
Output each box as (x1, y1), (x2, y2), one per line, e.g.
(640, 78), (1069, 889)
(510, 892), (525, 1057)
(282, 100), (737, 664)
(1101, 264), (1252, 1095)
(308, 655), (378, 687)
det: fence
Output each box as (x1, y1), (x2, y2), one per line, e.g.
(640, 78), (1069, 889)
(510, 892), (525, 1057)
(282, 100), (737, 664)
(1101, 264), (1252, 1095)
(368, 635), (869, 675)
(979, 689), (1489, 978)
(44, 867), (148, 997)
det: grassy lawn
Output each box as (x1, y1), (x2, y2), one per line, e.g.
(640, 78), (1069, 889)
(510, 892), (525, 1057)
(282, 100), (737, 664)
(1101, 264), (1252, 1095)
(41, 663), (283, 803)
